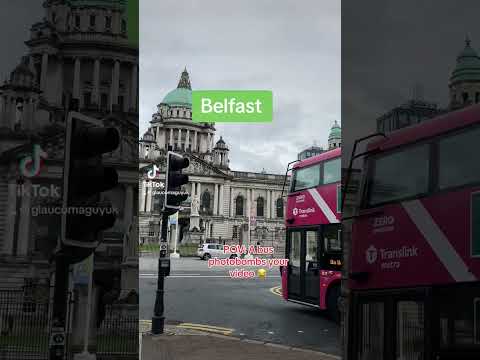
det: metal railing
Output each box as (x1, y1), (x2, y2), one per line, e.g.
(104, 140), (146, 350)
(96, 304), (138, 360)
(0, 288), (50, 360)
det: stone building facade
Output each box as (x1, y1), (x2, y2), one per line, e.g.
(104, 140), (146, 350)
(139, 70), (287, 254)
(0, 0), (138, 296)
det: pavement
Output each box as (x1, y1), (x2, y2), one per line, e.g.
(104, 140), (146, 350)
(141, 323), (340, 360)
(140, 256), (339, 355)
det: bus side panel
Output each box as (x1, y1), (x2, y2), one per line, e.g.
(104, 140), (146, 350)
(286, 184), (339, 227)
(281, 267), (288, 300)
(351, 188), (480, 290)
(319, 272), (341, 309)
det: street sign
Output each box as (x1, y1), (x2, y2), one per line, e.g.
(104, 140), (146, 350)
(72, 254), (93, 285)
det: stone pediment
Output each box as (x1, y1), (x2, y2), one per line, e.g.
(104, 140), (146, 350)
(140, 153), (229, 179)
(185, 154), (229, 178)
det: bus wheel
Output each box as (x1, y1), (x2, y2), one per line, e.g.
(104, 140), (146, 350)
(327, 285), (340, 323)
(203, 253), (211, 260)
(229, 254), (237, 259)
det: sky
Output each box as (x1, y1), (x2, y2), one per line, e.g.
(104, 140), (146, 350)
(342, 0), (480, 166)
(140, 0), (341, 174)
(0, 2), (43, 82)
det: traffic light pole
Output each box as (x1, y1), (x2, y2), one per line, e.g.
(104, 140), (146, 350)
(151, 211), (170, 334)
(49, 254), (69, 360)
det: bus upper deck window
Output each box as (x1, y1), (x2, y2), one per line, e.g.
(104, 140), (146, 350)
(367, 144), (430, 206)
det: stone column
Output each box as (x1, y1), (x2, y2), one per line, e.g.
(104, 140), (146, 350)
(213, 184), (218, 215)
(197, 182), (201, 198)
(124, 185), (134, 225)
(17, 180), (32, 256)
(177, 128), (182, 150)
(219, 184), (224, 216)
(270, 190), (276, 219)
(53, 56), (64, 105)
(266, 190), (271, 218)
(247, 189), (251, 218)
(230, 187), (234, 217)
(4, 180), (17, 255)
(252, 189), (256, 217)
(194, 131), (198, 152)
(130, 63), (138, 111)
(93, 58), (100, 105)
(139, 181), (145, 213)
(145, 187), (152, 212)
(111, 60), (120, 108)
(40, 53), (49, 92)
(169, 128), (173, 148)
(73, 57), (81, 101)
(186, 129), (190, 151)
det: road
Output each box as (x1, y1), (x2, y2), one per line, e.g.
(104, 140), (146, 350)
(140, 255), (339, 355)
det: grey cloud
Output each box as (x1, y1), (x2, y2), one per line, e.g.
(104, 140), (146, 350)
(140, 0), (341, 173)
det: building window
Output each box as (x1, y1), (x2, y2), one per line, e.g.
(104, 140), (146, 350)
(100, 93), (108, 109)
(118, 96), (124, 110)
(257, 197), (264, 217)
(121, 19), (127, 34)
(463, 92), (469, 104)
(83, 92), (91, 107)
(75, 15), (81, 28)
(201, 191), (211, 212)
(235, 196), (244, 216)
(105, 16), (112, 29)
(476, 92), (480, 104)
(276, 198), (284, 218)
(52, 12), (56, 23)
(232, 225), (238, 239)
(89, 15), (96, 27)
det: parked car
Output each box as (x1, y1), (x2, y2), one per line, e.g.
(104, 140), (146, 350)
(197, 243), (238, 260)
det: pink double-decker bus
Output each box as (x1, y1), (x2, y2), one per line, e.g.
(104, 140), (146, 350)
(281, 147), (342, 321)
(349, 105), (480, 360)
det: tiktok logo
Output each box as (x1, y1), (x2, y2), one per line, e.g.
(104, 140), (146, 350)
(19, 144), (47, 178)
(147, 164), (160, 179)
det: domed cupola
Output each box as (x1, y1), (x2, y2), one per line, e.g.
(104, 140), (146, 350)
(328, 120), (341, 149)
(139, 128), (157, 159)
(214, 136), (228, 151)
(213, 136), (229, 169)
(449, 36), (480, 109)
(10, 57), (36, 89)
(160, 68), (192, 108)
(142, 129), (155, 143)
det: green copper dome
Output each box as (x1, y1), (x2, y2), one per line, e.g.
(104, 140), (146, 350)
(328, 120), (341, 140)
(161, 68), (192, 107)
(450, 37), (480, 84)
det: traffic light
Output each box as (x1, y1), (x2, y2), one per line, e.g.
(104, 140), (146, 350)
(164, 151), (189, 215)
(61, 111), (120, 264)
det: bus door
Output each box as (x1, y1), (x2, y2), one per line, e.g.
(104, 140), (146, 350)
(351, 289), (428, 360)
(286, 228), (320, 306)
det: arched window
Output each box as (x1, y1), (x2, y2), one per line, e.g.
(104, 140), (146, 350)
(257, 197), (264, 217)
(201, 190), (211, 212)
(276, 198), (284, 218)
(235, 196), (244, 216)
